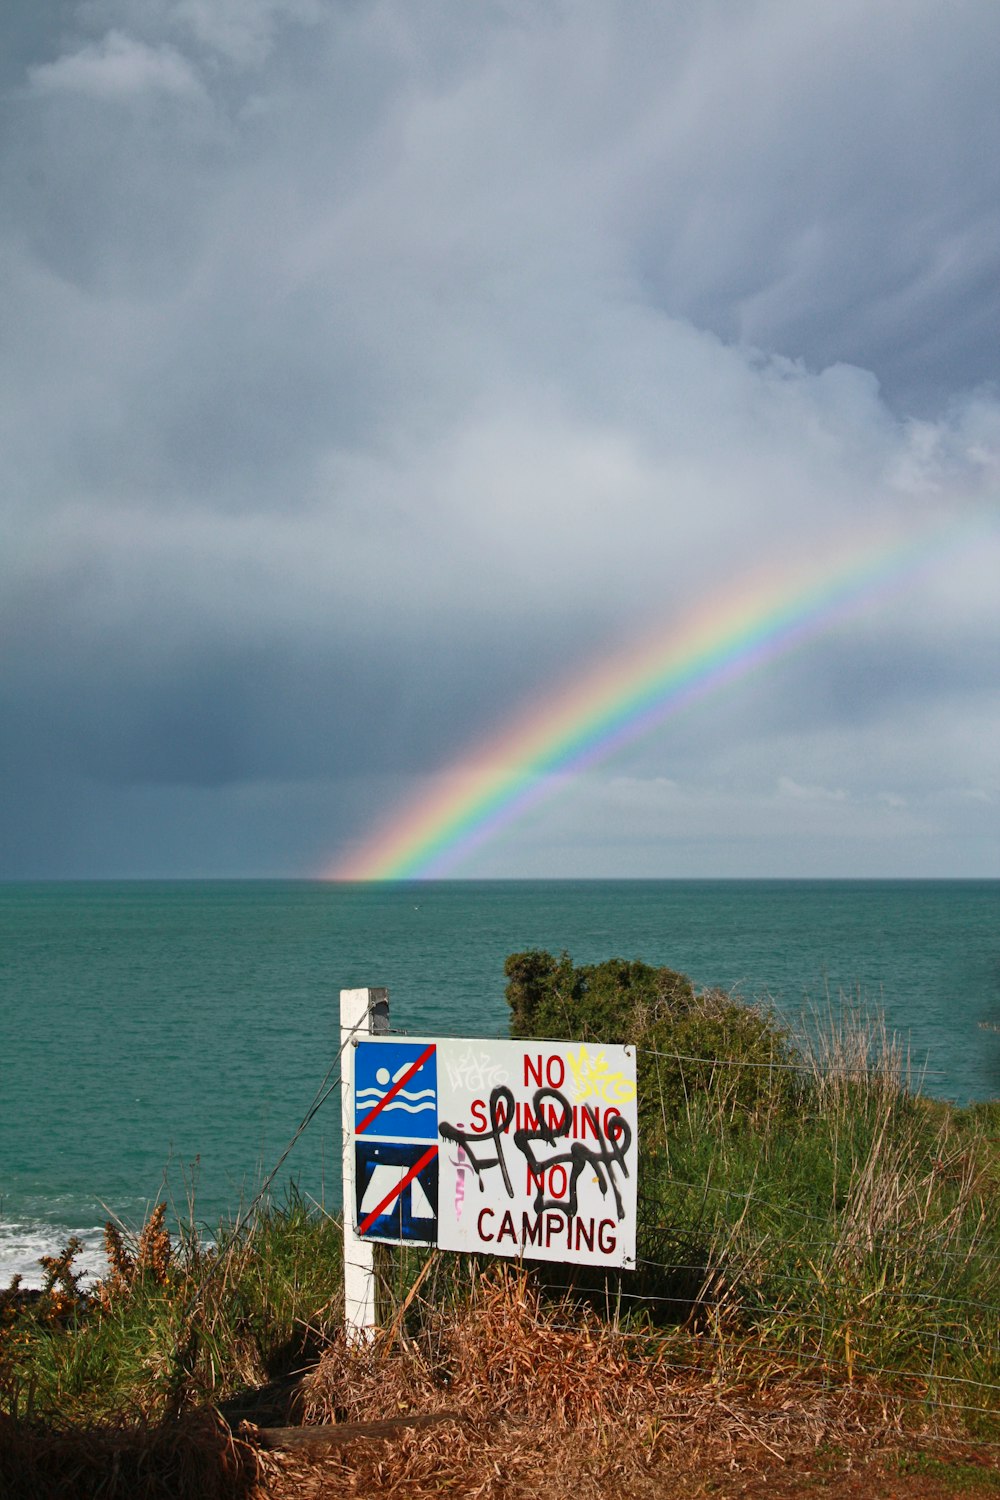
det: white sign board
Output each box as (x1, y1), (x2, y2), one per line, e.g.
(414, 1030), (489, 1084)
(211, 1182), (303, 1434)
(350, 1036), (637, 1269)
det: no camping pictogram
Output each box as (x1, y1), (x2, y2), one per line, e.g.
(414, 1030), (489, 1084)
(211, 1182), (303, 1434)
(354, 1139), (439, 1243)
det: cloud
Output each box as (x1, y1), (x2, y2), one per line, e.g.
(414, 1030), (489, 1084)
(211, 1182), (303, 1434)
(777, 779), (850, 805)
(170, 0), (323, 69)
(28, 28), (202, 98)
(1, 0), (998, 876)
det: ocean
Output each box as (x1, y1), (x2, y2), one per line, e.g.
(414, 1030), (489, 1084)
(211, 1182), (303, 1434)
(1, 878), (998, 1285)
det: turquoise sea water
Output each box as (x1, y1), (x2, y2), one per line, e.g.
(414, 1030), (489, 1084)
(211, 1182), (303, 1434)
(1, 879), (998, 1283)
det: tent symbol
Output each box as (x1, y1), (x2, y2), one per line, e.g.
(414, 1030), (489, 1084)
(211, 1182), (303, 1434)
(354, 1140), (439, 1244)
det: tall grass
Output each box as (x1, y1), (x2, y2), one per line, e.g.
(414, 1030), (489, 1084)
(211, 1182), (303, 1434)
(498, 948), (1000, 1437)
(635, 999), (1000, 1432)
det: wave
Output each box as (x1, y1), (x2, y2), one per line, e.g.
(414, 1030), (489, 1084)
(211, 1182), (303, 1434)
(356, 1086), (436, 1103)
(355, 1098), (436, 1114)
(0, 1222), (107, 1289)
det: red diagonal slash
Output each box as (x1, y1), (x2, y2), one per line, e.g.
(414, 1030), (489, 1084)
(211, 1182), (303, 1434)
(356, 1041), (437, 1136)
(359, 1144), (438, 1234)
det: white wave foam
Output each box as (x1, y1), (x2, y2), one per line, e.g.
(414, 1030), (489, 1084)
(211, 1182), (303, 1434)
(0, 1223), (108, 1290)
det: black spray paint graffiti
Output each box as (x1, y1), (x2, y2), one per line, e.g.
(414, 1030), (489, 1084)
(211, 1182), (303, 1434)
(439, 1086), (632, 1222)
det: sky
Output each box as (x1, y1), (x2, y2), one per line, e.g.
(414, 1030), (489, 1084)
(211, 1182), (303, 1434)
(1, 0), (998, 880)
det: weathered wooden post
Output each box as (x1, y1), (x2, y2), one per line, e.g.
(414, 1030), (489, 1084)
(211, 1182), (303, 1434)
(340, 986), (390, 1343)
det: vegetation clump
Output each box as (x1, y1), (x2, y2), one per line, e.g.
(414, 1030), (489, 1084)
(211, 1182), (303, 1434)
(505, 948), (797, 1149)
(0, 1190), (344, 1434)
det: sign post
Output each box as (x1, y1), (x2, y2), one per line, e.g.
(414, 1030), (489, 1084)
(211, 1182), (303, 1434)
(340, 987), (389, 1344)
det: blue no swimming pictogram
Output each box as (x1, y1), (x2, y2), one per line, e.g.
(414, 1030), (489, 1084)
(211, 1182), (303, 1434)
(354, 1040), (438, 1141)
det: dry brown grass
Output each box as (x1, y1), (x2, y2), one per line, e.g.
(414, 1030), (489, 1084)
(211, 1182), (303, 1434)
(4, 1263), (995, 1499)
(280, 1264), (962, 1500)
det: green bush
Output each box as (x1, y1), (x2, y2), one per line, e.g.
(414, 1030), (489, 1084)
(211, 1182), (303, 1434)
(504, 949), (797, 1151)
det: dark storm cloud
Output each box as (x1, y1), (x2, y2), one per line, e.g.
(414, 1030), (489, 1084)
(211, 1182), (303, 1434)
(618, 4), (1000, 412)
(0, 0), (997, 876)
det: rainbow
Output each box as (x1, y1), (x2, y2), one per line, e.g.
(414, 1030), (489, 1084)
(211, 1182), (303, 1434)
(328, 512), (993, 881)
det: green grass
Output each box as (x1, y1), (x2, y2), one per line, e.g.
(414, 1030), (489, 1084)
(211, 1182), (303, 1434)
(895, 1453), (1000, 1491)
(643, 1087), (1000, 1395)
(506, 953), (1000, 1431)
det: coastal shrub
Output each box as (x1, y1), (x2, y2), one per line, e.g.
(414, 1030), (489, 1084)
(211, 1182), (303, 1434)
(502, 949), (802, 1324)
(504, 949), (797, 1150)
(503, 951), (1000, 1415)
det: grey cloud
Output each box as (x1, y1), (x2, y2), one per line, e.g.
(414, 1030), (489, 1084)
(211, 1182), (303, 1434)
(1, 0), (998, 876)
(28, 29), (202, 97)
(611, 3), (1000, 411)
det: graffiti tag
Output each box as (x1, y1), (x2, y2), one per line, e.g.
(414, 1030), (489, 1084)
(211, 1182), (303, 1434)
(443, 1045), (510, 1093)
(566, 1044), (638, 1106)
(439, 1085), (632, 1222)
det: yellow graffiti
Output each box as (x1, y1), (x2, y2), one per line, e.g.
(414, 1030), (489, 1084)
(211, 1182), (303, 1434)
(566, 1046), (637, 1106)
